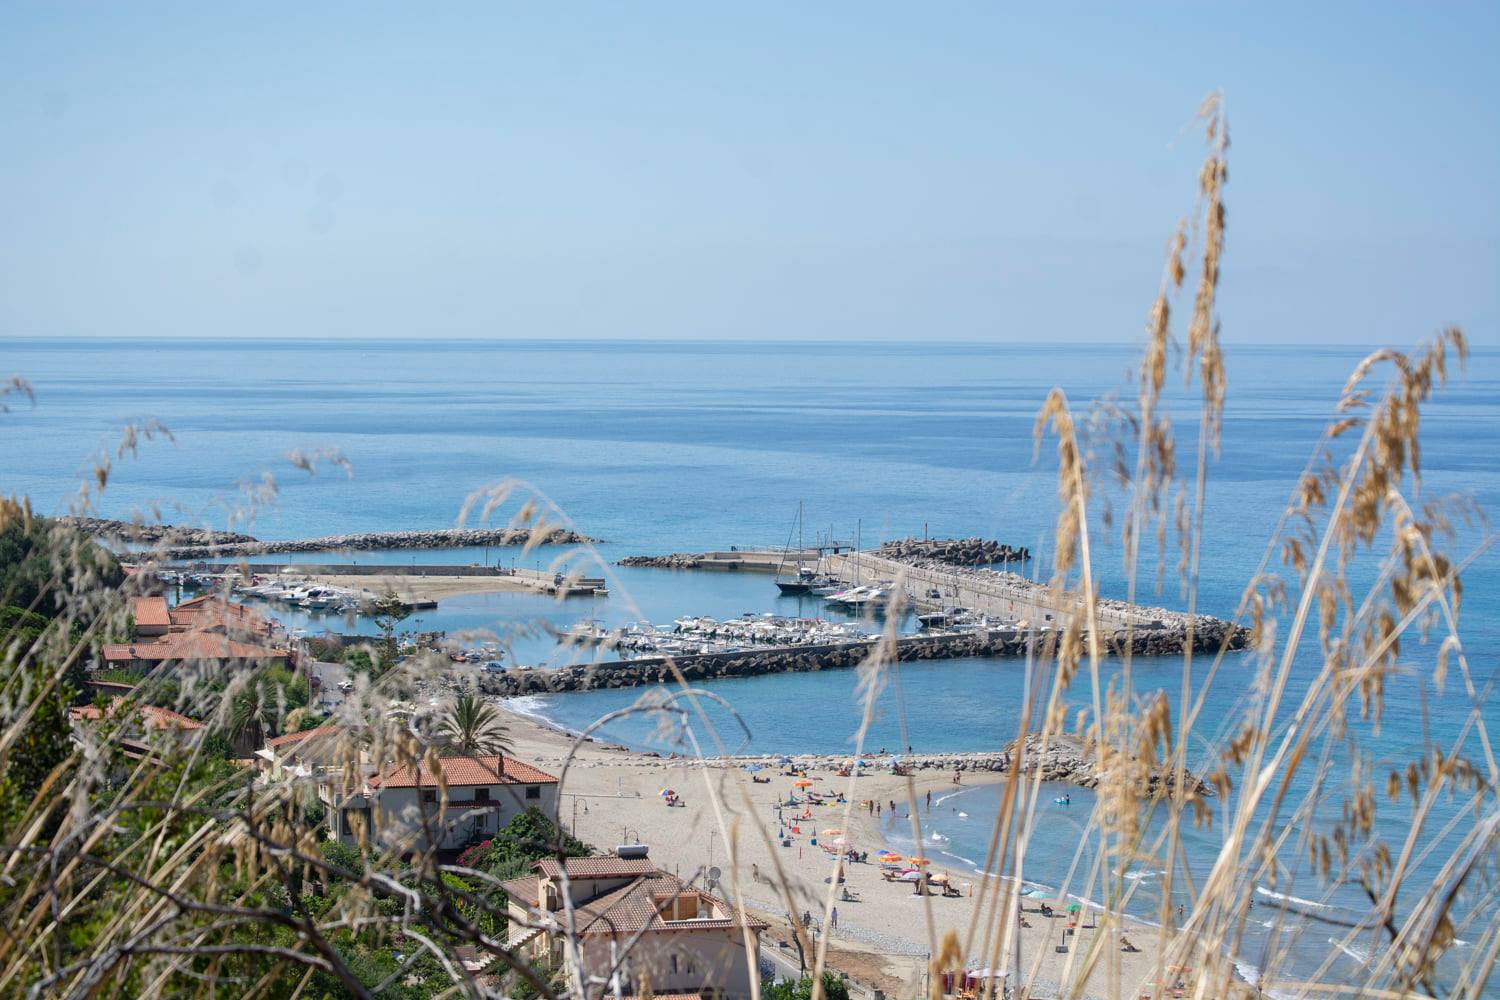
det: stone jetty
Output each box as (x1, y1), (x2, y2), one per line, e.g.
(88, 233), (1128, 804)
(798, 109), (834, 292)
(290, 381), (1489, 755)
(874, 537), (1029, 566)
(618, 552), (708, 569)
(478, 618), (1246, 699)
(64, 517), (256, 547)
(71, 518), (593, 559)
(1001, 733), (1210, 795)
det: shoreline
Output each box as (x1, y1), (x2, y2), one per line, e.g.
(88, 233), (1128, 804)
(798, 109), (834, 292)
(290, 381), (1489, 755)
(490, 700), (1191, 998)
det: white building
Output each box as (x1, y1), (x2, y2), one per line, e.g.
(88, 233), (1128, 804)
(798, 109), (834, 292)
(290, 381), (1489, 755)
(502, 848), (766, 1000)
(320, 752), (560, 851)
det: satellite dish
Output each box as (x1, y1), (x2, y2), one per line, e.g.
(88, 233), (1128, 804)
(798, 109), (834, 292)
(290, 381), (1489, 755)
(708, 866), (721, 883)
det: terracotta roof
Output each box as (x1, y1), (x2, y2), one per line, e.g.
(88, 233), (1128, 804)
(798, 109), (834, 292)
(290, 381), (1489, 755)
(102, 632), (285, 664)
(168, 597), (271, 634)
(500, 876), (539, 903)
(139, 704), (204, 731)
(132, 597), (171, 627)
(534, 856), (656, 880)
(69, 698), (203, 732)
(571, 873), (766, 937)
(265, 724), (341, 747)
(623, 995), (704, 1000)
(369, 754), (558, 789)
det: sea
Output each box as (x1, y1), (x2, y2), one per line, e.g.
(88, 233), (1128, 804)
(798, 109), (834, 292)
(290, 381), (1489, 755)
(5, 337), (1498, 993)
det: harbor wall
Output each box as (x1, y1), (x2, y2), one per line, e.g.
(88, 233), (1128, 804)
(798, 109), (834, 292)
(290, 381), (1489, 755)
(827, 552), (1181, 629)
(477, 620), (1246, 698)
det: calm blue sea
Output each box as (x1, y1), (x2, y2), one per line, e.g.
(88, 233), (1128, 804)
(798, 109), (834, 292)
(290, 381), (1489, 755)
(5, 337), (1497, 991)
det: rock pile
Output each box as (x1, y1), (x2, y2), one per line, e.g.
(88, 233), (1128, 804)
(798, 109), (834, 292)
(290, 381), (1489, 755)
(875, 537), (1030, 566)
(64, 517), (256, 547)
(150, 527), (590, 559)
(1001, 733), (1211, 796)
(477, 621), (1245, 700)
(617, 553), (707, 569)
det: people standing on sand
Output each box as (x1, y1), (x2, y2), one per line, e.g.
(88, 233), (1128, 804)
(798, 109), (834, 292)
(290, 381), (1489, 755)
(830, 907), (839, 931)
(953, 768), (962, 784)
(868, 800), (874, 815)
(925, 790), (931, 810)
(876, 802), (881, 817)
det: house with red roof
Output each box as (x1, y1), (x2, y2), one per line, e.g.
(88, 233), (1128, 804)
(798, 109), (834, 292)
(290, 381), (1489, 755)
(68, 697), (206, 762)
(319, 751), (560, 851)
(102, 595), (285, 672)
(501, 846), (765, 1000)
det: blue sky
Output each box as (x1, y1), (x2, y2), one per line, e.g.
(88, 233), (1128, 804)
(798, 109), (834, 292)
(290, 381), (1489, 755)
(1, 4), (1495, 344)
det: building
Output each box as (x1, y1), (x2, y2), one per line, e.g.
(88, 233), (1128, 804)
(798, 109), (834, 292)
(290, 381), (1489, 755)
(319, 752), (560, 851)
(68, 698), (206, 761)
(100, 595), (286, 672)
(501, 847), (765, 1000)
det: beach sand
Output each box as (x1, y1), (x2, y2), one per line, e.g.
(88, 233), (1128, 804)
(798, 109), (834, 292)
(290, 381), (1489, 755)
(493, 703), (1179, 999)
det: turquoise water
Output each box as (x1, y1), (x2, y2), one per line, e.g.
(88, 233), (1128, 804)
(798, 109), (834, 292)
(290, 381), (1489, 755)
(5, 337), (1498, 991)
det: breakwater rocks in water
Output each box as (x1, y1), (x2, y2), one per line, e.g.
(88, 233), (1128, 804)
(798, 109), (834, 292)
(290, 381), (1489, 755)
(1002, 733), (1211, 796)
(64, 517), (257, 547)
(617, 552), (707, 569)
(479, 620), (1247, 698)
(143, 527), (592, 559)
(874, 537), (1030, 566)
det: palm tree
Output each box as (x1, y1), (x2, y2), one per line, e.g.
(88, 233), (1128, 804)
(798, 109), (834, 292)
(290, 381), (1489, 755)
(438, 694), (512, 757)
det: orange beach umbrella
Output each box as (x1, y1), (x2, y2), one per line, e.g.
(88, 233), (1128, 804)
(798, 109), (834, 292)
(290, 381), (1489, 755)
(793, 779), (814, 788)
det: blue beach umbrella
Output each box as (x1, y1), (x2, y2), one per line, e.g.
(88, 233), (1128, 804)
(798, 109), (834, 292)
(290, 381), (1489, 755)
(744, 763), (763, 773)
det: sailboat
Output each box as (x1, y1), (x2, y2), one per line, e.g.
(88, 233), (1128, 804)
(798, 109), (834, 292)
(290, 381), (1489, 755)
(774, 503), (837, 595)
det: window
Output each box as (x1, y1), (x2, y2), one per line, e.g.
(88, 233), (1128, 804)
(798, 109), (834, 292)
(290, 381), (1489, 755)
(525, 785), (540, 800)
(475, 788), (490, 802)
(421, 790), (436, 804)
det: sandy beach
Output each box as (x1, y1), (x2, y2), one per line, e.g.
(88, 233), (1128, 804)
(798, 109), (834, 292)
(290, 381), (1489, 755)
(492, 702), (1180, 999)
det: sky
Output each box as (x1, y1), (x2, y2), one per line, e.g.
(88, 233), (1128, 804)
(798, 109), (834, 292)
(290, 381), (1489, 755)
(0, 3), (1495, 345)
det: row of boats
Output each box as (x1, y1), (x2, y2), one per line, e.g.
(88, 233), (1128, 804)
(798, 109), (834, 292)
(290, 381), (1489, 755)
(232, 579), (370, 613)
(776, 568), (898, 613)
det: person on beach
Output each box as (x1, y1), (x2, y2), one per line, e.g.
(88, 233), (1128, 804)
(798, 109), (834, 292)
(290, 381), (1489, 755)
(830, 907), (839, 931)
(953, 768), (962, 784)
(925, 790), (931, 810)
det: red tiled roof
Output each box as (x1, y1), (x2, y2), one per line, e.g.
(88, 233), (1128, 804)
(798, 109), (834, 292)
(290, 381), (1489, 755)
(132, 597), (171, 627)
(102, 632), (284, 664)
(369, 754), (558, 789)
(265, 724), (341, 747)
(534, 856), (656, 880)
(169, 597), (271, 634)
(571, 873), (765, 937)
(139, 704), (204, 731)
(69, 698), (203, 731)
(623, 994), (705, 1000)
(503, 860), (766, 938)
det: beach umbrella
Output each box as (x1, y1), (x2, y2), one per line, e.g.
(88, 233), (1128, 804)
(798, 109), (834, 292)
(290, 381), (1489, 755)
(909, 856), (930, 865)
(929, 872), (949, 884)
(897, 870), (923, 882)
(1065, 903), (1082, 913)
(744, 763), (762, 773)
(855, 759), (868, 768)
(777, 756), (792, 765)
(793, 779), (814, 788)
(659, 788), (675, 797)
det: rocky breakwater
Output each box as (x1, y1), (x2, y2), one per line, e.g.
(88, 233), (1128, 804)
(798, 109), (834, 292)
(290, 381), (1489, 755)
(478, 621), (1245, 699)
(875, 537), (1030, 566)
(1003, 733), (1211, 796)
(153, 527), (593, 559)
(65, 517), (257, 547)
(617, 552), (707, 569)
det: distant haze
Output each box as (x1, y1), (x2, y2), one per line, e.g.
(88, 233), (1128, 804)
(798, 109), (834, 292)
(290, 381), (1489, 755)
(1, 3), (1495, 345)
